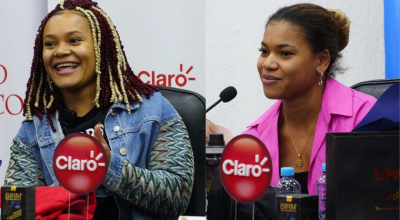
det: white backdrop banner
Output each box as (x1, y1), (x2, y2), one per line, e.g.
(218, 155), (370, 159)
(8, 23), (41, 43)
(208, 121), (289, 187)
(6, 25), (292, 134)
(0, 1), (48, 185)
(0, 0), (205, 185)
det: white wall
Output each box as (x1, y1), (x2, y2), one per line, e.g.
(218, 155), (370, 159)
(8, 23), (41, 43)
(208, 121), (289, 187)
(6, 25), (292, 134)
(205, 0), (385, 136)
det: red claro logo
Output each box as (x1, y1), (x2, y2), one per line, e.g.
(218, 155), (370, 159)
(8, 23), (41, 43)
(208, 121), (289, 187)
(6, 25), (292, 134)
(138, 64), (195, 87)
(0, 64), (23, 116)
(220, 134), (272, 203)
(53, 133), (108, 195)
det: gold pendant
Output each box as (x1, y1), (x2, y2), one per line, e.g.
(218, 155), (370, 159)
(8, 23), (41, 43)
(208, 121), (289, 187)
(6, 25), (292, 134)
(296, 158), (303, 168)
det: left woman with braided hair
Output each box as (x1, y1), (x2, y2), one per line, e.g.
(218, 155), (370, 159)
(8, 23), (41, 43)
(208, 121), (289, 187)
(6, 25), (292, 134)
(3, 0), (194, 219)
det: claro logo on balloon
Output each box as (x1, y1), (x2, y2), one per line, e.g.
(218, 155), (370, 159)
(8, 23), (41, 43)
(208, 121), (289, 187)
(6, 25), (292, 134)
(222, 155), (270, 177)
(53, 133), (108, 195)
(220, 135), (272, 203)
(55, 150), (106, 171)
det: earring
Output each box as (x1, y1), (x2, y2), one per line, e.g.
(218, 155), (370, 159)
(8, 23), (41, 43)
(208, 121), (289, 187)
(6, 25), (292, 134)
(318, 72), (324, 86)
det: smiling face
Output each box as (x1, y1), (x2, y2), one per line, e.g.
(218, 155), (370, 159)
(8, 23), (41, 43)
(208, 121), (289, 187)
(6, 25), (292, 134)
(257, 21), (321, 101)
(42, 10), (96, 95)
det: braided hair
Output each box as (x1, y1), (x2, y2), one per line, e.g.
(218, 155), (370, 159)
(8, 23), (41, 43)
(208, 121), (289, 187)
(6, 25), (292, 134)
(24, 0), (157, 131)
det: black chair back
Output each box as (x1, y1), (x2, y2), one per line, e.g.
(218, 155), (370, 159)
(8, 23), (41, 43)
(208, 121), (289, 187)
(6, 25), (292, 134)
(156, 86), (206, 216)
(350, 78), (400, 99)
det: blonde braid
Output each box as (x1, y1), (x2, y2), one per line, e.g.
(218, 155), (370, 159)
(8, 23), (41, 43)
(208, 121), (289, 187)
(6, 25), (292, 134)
(123, 73), (142, 102)
(59, 0), (65, 9)
(92, 6), (131, 112)
(42, 80), (48, 112)
(129, 90), (143, 102)
(113, 81), (123, 101)
(108, 64), (118, 103)
(46, 75), (53, 91)
(85, 9), (102, 106)
(42, 94), (47, 113)
(136, 90), (143, 102)
(46, 96), (54, 109)
(25, 72), (35, 120)
(45, 76), (54, 109)
(34, 69), (44, 108)
(75, 7), (102, 108)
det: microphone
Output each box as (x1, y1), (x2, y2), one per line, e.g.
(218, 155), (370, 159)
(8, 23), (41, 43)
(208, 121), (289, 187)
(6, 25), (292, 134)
(206, 86), (237, 113)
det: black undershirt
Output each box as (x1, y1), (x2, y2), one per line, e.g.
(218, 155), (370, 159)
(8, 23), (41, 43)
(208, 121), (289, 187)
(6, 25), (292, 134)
(61, 107), (120, 220)
(294, 171), (309, 194)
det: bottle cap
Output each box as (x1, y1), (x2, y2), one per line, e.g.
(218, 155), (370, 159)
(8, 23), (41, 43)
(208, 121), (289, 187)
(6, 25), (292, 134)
(322, 163), (326, 172)
(207, 133), (225, 147)
(280, 167), (294, 176)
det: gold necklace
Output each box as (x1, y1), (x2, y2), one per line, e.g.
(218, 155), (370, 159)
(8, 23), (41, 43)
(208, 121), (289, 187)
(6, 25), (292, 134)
(284, 111), (319, 168)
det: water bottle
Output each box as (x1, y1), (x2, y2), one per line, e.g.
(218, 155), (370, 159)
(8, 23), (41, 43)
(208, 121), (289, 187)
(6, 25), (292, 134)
(275, 167), (301, 211)
(316, 163), (326, 220)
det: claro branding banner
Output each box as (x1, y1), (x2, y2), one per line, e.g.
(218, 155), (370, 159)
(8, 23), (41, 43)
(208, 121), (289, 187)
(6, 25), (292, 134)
(138, 64), (196, 88)
(0, 65), (24, 116)
(0, 0), (205, 184)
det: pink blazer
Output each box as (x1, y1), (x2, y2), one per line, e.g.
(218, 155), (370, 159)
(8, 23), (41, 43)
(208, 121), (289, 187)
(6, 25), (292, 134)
(243, 77), (377, 194)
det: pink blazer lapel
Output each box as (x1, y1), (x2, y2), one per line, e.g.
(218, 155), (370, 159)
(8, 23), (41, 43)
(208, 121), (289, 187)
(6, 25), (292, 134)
(257, 102), (282, 186)
(310, 110), (329, 168)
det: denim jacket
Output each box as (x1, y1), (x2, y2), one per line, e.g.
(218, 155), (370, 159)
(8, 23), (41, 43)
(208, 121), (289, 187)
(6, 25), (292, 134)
(4, 92), (194, 220)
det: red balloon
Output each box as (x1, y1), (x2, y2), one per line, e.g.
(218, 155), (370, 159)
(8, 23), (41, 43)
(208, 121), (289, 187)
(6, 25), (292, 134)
(220, 134), (272, 203)
(53, 133), (108, 195)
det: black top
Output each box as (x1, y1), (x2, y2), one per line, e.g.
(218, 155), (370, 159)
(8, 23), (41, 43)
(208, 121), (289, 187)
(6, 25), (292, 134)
(294, 171), (309, 194)
(60, 107), (119, 220)
(61, 106), (108, 143)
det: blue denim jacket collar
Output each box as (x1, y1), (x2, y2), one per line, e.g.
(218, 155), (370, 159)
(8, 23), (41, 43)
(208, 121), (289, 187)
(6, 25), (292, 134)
(111, 100), (140, 111)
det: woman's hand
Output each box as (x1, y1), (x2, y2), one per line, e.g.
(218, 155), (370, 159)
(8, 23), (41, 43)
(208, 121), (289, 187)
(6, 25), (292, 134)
(94, 123), (111, 164)
(206, 118), (234, 144)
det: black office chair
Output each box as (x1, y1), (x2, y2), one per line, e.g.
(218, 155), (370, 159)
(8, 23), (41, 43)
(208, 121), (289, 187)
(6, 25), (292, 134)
(156, 85), (206, 216)
(350, 78), (400, 99)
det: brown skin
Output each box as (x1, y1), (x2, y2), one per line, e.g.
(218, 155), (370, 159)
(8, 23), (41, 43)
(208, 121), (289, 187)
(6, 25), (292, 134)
(94, 123), (111, 163)
(43, 10), (111, 163)
(257, 21), (330, 172)
(42, 10), (96, 117)
(206, 119), (233, 144)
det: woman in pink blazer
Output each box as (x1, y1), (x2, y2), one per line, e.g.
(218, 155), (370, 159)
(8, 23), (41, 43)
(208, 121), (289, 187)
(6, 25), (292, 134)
(207, 3), (376, 195)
